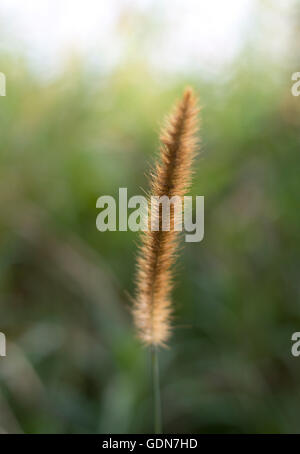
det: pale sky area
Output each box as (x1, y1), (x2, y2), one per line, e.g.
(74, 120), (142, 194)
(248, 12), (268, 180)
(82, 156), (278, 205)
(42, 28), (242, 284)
(0, 0), (295, 77)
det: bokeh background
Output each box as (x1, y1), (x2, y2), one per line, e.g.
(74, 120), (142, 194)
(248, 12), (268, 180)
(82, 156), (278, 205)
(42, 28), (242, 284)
(1, 0), (300, 434)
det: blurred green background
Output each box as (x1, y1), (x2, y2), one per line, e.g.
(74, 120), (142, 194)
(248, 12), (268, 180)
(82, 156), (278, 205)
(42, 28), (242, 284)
(1, 0), (300, 434)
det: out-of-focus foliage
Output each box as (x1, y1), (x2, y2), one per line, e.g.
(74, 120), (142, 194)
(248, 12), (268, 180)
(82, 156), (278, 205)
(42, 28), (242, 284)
(1, 6), (300, 434)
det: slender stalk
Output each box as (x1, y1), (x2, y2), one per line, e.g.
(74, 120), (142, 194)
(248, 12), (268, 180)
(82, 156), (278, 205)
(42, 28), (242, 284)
(151, 345), (162, 434)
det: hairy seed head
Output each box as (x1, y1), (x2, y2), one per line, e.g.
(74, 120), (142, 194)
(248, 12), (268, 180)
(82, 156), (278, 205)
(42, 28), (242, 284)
(133, 88), (200, 346)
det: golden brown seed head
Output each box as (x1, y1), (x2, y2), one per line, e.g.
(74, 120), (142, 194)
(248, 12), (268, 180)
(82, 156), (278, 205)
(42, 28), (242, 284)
(133, 87), (200, 346)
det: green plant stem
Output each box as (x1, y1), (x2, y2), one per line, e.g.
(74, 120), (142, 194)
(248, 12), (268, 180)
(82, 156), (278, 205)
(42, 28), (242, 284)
(151, 345), (162, 434)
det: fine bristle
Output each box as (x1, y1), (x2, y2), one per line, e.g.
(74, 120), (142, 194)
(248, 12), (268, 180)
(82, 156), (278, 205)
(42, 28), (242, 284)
(133, 88), (200, 346)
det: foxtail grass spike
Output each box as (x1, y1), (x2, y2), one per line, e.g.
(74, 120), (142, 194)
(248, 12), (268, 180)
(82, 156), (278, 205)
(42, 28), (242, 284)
(133, 88), (200, 347)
